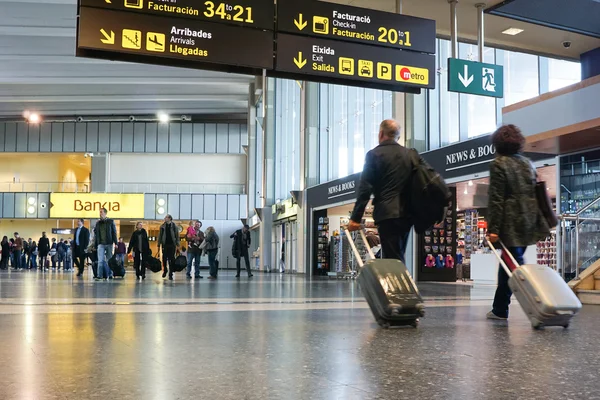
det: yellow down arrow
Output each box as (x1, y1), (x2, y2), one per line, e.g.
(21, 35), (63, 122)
(100, 29), (115, 45)
(294, 14), (307, 31)
(294, 52), (307, 69)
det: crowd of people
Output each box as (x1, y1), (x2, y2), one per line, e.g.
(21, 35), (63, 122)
(0, 207), (255, 282)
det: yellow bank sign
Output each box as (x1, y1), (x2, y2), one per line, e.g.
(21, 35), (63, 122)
(49, 193), (145, 219)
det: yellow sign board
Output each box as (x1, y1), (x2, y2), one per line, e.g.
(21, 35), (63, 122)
(49, 193), (145, 219)
(395, 65), (429, 85)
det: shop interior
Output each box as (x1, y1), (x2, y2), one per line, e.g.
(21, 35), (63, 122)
(313, 201), (378, 277)
(444, 165), (558, 283)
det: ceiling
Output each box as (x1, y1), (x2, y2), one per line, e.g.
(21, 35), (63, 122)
(0, 0), (253, 118)
(486, 0), (600, 39)
(0, 0), (599, 118)
(335, 0), (600, 57)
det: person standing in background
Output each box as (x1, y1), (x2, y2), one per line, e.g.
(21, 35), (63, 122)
(30, 241), (38, 269)
(38, 232), (50, 271)
(128, 222), (150, 280)
(73, 219), (90, 277)
(57, 239), (67, 270)
(1, 236), (10, 270)
(204, 226), (220, 280)
(13, 233), (23, 270)
(116, 238), (127, 270)
(50, 238), (58, 270)
(231, 225), (253, 278)
(185, 220), (204, 280)
(94, 207), (118, 281)
(24, 238), (32, 269)
(158, 214), (179, 281)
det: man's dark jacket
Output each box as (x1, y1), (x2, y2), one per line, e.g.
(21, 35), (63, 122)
(230, 229), (251, 258)
(72, 226), (90, 255)
(351, 140), (413, 224)
(94, 218), (118, 247)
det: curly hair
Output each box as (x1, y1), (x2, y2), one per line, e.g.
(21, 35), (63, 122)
(492, 124), (525, 155)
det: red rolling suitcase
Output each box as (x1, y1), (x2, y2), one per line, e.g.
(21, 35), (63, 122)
(345, 229), (425, 328)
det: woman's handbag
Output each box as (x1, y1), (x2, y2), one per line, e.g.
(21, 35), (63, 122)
(535, 181), (558, 228)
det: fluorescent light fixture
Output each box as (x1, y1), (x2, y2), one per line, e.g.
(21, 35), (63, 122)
(464, 188), (468, 195)
(27, 206), (35, 215)
(27, 197), (36, 205)
(157, 198), (166, 207)
(468, 180), (474, 187)
(157, 112), (170, 123)
(502, 27), (524, 36)
(157, 207), (165, 215)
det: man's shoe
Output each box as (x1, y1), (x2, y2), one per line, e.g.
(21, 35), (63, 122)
(235, 274), (240, 278)
(195, 275), (203, 279)
(186, 275), (192, 280)
(162, 271), (167, 278)
(248, 274), (254, 278)
(168, 276), (173, 281)
(486, 311), (507, 320)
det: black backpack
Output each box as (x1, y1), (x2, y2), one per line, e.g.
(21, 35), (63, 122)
(408, 149), (451, 234)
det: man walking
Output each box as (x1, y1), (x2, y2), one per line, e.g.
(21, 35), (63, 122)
(158, 214), (179, 281)
(185, 220), (204, 280)
(73, 219), (90, 277)
(231, 225), (253, 278)
(94, 207), (118, 281)
(347, 119), (414, 263)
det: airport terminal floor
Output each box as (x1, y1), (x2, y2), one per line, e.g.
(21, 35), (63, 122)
(1, 270), (599, 400)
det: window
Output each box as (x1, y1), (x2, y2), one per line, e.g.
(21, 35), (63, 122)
(500, 50), (539, 106)
(318, 83), (392, 182)
(274, 79), (301, 201)
(548, 58), (581, 91)
(438, 40), (459, 147)
(459, 43), (497, 139)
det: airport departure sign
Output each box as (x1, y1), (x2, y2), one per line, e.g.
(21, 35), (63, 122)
(79, 0), (275, 31)
(277, 0), (436, 54)
(276, 34), (436, 89)
(77, 7), (273, 70)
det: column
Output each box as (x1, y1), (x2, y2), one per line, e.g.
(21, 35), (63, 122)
(90, 153), (108, 192)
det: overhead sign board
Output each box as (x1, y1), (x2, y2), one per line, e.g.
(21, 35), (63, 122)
(77, 7), (273, 70)
(277, 0), (436, 54)
(447, 58), (504, 98)
(80, 0), (275, 31)
(275, 34), (435, 90)
(50, 193), (145, 219)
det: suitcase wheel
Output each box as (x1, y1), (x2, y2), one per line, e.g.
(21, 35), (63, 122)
(377, 320), (391, 329)
(531, 318), (543, 330)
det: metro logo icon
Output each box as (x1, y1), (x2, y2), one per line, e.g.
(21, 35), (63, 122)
(395, 65), (429, 85)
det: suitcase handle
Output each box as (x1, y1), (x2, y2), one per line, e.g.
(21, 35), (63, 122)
(485, 238), (520, 277)
(343, 228), (375, 269)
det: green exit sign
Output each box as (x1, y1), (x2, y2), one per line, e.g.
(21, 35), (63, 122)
(448, 58), (504, 98)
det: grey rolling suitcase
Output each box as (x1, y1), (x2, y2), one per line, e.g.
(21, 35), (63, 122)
(487, 240), (581, 330)
(345, 229), (425, 328)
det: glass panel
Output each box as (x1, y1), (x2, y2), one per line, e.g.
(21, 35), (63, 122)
(439, 39), (459, 147)
(548, 58), (581, 91)
(501, 50), (539, 106)
(459, 43), (497, 139)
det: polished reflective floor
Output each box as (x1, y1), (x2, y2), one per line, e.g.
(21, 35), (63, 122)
(0, 269), (598, 399)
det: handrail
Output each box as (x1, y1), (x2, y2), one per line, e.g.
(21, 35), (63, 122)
(559, 193), (600, 281)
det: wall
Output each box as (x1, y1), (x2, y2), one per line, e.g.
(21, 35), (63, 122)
(502, 76), (600, 139)
(108, 154), (246, 188)
(0, 219), (77, 243)
(0, 121), (247, 154)
(581, 47), (600, 80)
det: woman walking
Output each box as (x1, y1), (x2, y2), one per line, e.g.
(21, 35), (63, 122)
(128, 222), (150, 280)
(1, 236), (10, 270)
(486, 125), (550, 320)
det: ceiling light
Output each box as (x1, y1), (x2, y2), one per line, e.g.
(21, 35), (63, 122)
(468, 180), (473, 187)
(157, 207), (165, 215)
(157, 198), (166, 207)
(502, 27), (524, 36)
(464, 188), (468, 195)
(27, 197), (36, 205)
(158, 113), (170, 123)
(27, 206), (35, 215)
(27, 113), (41, 124)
